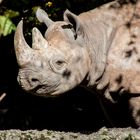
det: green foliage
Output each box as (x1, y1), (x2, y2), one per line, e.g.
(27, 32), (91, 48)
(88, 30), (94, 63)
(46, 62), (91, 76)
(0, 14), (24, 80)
(4, 9), (19, 18)
(0, 0), (63, 37)
(0, 7), (19, 37)
(0, 16), (16, 37)
(0, 0), (109, 38)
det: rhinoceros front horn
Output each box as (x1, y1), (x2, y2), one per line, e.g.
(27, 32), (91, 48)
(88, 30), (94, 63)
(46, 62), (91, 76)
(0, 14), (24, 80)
(14, 20), (34, 67)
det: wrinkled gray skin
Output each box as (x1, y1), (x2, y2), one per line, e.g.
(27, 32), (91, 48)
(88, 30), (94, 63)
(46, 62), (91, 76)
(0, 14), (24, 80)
(14, 1), (140, 126)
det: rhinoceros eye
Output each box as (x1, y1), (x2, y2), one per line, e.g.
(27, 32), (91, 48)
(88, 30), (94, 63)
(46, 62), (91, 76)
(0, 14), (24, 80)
(49, 59), (67, 73)
(55, 60), (66, 69)
(56, 60), (65, 66)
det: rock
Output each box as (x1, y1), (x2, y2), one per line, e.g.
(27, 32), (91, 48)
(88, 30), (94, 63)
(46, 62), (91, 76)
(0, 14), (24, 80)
(0, 127), (140, 140)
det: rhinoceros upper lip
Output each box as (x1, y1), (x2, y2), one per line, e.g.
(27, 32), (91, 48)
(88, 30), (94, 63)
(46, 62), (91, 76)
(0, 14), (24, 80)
(30, 82), (59, 95)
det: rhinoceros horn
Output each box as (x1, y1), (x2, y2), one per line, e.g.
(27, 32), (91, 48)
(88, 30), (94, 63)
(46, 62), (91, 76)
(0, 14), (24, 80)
(14, 20), (49, 67)
(36, 8), (54, 27)
(14, 20), (34, 67)
(32, 27), (48, 50)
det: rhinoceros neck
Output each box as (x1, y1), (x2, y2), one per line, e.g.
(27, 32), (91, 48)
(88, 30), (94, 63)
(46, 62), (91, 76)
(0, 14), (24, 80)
(78, 11), (116, 87)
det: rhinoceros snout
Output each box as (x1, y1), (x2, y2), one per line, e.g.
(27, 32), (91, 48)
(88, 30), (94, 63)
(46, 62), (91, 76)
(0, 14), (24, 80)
(17, 69), (60, 95)
(17, 70), (43, 91)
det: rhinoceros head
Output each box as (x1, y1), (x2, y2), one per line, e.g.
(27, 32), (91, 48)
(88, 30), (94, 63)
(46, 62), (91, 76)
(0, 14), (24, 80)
(14, 8), (91, 96)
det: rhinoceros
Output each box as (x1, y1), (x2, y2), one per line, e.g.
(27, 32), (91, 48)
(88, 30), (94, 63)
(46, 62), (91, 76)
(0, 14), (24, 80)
(14, 0), (140, 126)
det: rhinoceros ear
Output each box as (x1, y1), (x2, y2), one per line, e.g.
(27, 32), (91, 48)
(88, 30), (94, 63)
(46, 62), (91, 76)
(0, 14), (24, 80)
(36, 8), (54, 27)
(64, 10), (83, 36)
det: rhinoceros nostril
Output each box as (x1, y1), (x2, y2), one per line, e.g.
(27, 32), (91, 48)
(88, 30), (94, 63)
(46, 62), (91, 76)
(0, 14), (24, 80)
(31, 78), (39, 82)
(29, 77), (41, 88)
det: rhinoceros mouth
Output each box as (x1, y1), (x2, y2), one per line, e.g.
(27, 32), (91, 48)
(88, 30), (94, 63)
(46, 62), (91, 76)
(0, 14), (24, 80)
(20, 81), (60, 96)
(33, 83), (60, 96)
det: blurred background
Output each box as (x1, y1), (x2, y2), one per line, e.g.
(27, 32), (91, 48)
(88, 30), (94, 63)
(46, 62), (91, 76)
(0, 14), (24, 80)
(0, 0), (136, 133)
